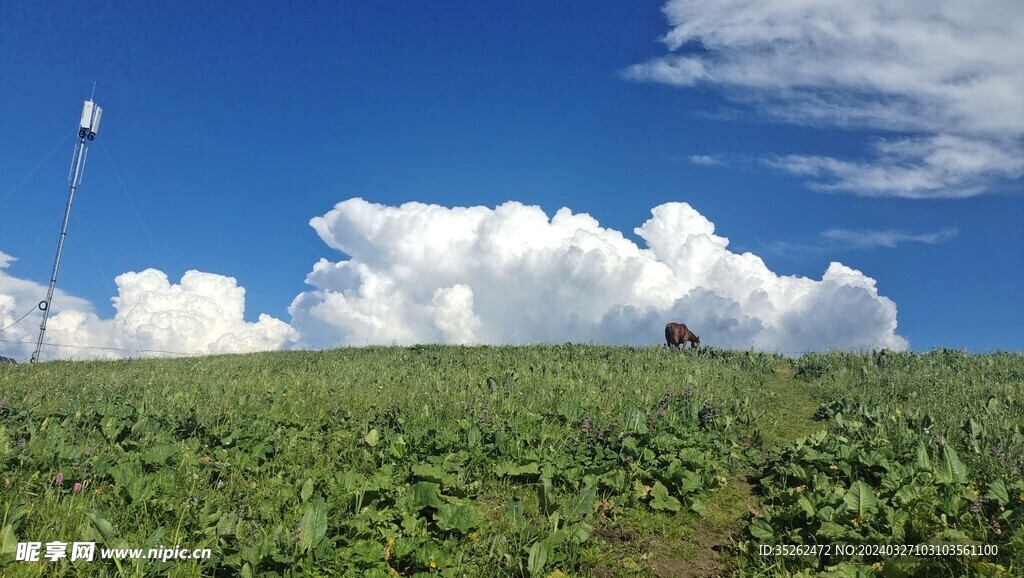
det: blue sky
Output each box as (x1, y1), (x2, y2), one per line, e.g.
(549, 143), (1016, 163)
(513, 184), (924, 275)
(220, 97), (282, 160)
(1, 1), (1022, 358)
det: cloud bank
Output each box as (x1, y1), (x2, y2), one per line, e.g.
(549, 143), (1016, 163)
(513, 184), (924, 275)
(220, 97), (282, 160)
(0, 252), (294, 361)
(289, 198), (907, 352)
(2, 199), (911, 360)
(626, 0), (1024, 197)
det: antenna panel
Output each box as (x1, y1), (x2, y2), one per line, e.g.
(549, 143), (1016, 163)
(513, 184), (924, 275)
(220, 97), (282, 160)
(80, 100), (95, 130)
(91, 106), (102, 135)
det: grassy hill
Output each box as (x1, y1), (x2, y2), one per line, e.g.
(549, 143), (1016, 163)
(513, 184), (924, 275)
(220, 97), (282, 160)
(1, 346), (1022, 576)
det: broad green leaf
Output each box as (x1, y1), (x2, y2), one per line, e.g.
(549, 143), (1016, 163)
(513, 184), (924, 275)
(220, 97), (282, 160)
(141, 443), (177, 466)
(411, 482), (443, 509)
(216, 511), (238, 537)
(466, 426), (481, 448)
(935, 445), (968, 484)
(412, 463), (455, 486)
(650, 482), (681, 512)
(626, 409), (649, 434)
(816, 505), (836, 522)
(817, 521), (852, 540)
(435, 501), (482, 534)
(797, 495), (815, 518)
(527, 541), (549, 577)
(677, 470), (702, 495)
(963, 418), (984, 443)
(570, 521), (593, 543)
(677, 448), (706, 467)
(506, 498), (525, 521)
(569, 485), (598, 520)
(843, 481), (878, 518)
(915, 442), (932, 471)
(889, 507), (908, 542)
(0, 426), (10, 457)
(538, 477), (557, 516)
(298, 498), (327, 552)
(987, 479), (1009, 505)
(364, 428), (379, 447)
(689, 498), (709, 518)
(388, 435), (406, 459)
(83, 508), (117, 545)
(300, 478), (313, 503)
(749, 519), (774, 540)
(0, 524), (16, 556)
(493, 461), (540, 477)
(350, 540), (386, 563)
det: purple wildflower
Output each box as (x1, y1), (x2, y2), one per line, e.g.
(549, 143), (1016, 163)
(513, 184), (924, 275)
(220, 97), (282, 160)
(73, 482), (83, 494)
(970, 496), (987, 514)
(581, 415), (591, 435)
(55, 472), (64, 486)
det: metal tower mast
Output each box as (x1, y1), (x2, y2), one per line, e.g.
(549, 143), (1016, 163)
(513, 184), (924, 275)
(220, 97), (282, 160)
(31, 99), (103, 363)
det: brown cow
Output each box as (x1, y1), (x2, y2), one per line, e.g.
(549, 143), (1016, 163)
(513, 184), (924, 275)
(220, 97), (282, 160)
(665, 322), (700, 350)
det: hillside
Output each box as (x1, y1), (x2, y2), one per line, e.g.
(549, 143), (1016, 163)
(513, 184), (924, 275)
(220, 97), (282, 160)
(2, 346), (1023, 576)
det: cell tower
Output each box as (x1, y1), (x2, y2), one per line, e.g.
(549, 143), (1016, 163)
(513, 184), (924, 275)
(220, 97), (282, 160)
(30, 99), (103, 363)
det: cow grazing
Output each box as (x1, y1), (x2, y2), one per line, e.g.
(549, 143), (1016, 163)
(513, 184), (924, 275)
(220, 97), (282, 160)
(665, 323), (700, 350)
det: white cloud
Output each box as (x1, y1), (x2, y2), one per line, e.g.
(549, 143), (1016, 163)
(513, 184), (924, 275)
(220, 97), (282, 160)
(766, 135), (1024, 197)
(689, 154), (726, 166)
(821, 228), (958, 249)
(0, 254), (295, 361)
(627, 0), (1024, 197)
(1, 251), (98, 358)
(289, 198), (907, 352)
(109, 270), (296, 356)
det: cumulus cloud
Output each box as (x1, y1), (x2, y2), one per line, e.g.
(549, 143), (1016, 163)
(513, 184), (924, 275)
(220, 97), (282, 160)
(626, 0), (1024, 197)
(0, 253), (295, 361)
(289, 198), (907, 352)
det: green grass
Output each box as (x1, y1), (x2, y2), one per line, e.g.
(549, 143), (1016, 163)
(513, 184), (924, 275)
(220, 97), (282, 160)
(1, 345), (1022, 577)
